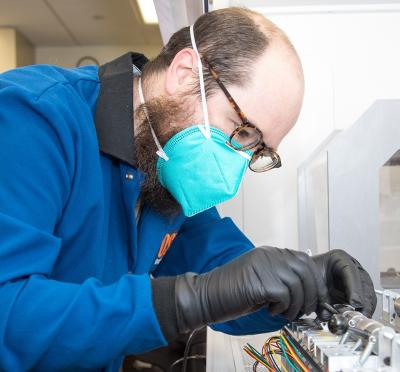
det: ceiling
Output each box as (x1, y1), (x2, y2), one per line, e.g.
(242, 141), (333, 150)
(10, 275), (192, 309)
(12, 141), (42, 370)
(2, 0), (398, 47)
(0, 0), (163, 46)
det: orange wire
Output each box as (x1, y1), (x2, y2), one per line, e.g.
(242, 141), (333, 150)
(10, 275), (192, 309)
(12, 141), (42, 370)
(263, 338), (278, 369)
(280, 334), (309, 372)
(243, 347), (274, 371)
(255, 334), (304, 372)
(262, 336), (290, 372)
(270, 342), (288, 372)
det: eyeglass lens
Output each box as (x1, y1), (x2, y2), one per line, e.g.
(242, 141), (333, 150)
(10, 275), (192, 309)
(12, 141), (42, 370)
(250, 149), (280, 172)
(230, 125), (261, 150)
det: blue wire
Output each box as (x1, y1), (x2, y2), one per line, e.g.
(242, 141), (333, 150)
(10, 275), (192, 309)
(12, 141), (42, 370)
(279, 336), (300, 372)
(286, 334), (306, 362)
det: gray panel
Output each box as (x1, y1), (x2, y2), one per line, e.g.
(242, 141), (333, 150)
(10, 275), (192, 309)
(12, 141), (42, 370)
(298, 130), (341, 255)
(327, 100), (400, 315)
(154, 0), (204, 45)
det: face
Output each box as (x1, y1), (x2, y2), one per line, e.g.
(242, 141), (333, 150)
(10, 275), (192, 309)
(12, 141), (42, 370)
(206, 41), (304, 151)
(133, 40), (304, 216)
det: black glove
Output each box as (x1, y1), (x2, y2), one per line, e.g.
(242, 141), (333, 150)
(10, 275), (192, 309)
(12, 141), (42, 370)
(151, 247), (328, 341)
(311, 249), (377, 318)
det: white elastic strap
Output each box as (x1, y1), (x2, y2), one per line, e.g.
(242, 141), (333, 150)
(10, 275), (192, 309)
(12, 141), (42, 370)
(189, 24), (211, 139)
(138, 78), (169, 161)
(224, 142), (252, 161)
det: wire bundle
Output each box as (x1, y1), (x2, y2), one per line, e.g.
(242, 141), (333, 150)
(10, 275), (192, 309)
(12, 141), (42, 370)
(243, 333), (310, 372)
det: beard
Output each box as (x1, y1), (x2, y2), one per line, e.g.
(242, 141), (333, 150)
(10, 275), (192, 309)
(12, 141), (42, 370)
(133, 94), (193, 218)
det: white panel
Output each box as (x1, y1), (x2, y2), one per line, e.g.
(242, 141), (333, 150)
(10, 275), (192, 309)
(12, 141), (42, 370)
(154, 0), (204, 45)
(220, 6), (400, 252)
(241, 13), (335, 248)
(328, 100), (400, 293)
(330, 13), (400, 129)
(298, 131), (341, 255)
(154, 0), (188, 45)
(380, 166), (400, 277)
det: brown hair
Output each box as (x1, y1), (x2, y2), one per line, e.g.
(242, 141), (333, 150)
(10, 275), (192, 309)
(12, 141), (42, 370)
(142, 7), (287, 96)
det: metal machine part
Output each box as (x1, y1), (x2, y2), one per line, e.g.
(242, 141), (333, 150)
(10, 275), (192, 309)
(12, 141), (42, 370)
(297, 101), (400, 314)
(381, 290), (400, 332)
(281, 305), (400, 371)
(207, 291), (400, 371)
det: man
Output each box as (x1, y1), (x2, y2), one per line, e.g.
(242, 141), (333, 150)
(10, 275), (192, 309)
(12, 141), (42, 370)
(0, 7), (376, 372)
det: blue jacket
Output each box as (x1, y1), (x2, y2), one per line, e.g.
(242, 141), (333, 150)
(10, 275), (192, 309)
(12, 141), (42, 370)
(0, 53), (286, 371)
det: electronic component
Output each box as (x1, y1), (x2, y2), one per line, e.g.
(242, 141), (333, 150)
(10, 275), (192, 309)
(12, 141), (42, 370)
(243, 291), (400, 371)
(381, 290), (400, 332)
(283, 315), (399, 371)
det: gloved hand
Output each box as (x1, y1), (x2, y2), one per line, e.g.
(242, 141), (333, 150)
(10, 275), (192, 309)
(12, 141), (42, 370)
(151, 247), (329, 341)
(311, 249), (377, 319)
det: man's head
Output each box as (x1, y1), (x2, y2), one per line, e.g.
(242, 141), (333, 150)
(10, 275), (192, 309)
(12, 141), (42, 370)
(134, 7), (304, 216)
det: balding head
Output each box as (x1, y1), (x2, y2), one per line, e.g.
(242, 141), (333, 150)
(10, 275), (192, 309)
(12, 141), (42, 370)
(144, 7), (300, 94)
(134, 7), (304, 214)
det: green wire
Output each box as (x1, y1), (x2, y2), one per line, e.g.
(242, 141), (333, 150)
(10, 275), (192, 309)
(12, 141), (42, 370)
(246, 344), (269, 363)
(285, 334), (306, 362)
(266, 338), (281, 372)
(244, 343), (273, 369)
(279, 336), (300, 372)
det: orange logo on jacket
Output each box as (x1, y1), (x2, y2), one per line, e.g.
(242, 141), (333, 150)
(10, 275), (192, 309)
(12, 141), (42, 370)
(154, 232), (178, 265)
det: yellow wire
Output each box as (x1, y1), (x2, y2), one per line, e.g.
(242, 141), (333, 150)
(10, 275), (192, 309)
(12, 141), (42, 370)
(270, 344), (288, 372)
(246, 334), (306, 372)
(280, 334), (309, 372)
(267, 335), (297, 360)
(282, 335), (309, 372)
(243, 347), (274, 371)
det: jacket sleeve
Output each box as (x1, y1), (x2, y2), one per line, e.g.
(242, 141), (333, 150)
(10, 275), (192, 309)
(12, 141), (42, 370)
(153, 207), (288, 335)
(0, 82), (166, 371)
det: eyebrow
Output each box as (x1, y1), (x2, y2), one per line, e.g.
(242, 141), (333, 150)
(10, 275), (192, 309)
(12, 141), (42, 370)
(224, 94), (259, 127)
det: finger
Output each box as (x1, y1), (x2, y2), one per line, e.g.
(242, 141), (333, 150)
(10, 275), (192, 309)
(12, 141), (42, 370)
(295, 252), (329, 313)
(318, 308), (333, 322)
(331, 253), (364, 309)
(359, 268), (377, 317)
(281, 272), (305, 320)
(348, 256), (377, 316)
(267, 280), (291, 316)
(287, 253), (318, 315)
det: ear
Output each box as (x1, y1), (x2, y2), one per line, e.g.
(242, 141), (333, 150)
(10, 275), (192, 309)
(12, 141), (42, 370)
(164, 48), (198, 96)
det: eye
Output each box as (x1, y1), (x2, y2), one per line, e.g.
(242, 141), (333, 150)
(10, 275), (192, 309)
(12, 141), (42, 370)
(230, 121), (243, 132)
(236, 128), (252, 139)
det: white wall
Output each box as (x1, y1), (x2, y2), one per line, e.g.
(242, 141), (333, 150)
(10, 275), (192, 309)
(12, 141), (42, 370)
(0, 29), (17, 72)
(0, 28), (34, 72)
(218, 7), (400, 249)
(35, 44), (161, 67)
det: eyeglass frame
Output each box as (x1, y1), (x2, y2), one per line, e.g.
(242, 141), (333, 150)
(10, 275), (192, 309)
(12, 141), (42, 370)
(202, 58), (282, 172)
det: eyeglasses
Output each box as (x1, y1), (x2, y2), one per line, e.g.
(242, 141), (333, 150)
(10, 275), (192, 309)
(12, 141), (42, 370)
(203, 59), (282, 173)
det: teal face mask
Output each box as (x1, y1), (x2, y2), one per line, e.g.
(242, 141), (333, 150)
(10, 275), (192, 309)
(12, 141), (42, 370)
(157, 126), (251, 216)
(137, 24), (251, 217)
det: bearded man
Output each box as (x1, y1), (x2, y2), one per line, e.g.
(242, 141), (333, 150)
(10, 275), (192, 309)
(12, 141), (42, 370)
(0, 7), (376, 372)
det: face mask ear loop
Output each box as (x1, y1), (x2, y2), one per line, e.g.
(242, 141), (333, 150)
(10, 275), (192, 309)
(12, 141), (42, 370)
(224, 142), (253, 160)
(138, 77), (169, 161)
(189, 24), (211, 140)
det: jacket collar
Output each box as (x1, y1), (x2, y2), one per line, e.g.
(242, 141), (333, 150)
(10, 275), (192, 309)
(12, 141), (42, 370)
(94, 52), (149, 167)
